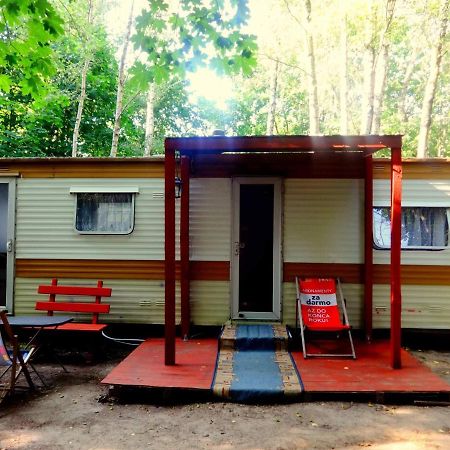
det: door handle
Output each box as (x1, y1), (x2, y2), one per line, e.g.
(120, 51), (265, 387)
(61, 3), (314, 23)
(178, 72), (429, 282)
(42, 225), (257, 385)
(234, 241), (245, 256)
(6, 240), (13, 253)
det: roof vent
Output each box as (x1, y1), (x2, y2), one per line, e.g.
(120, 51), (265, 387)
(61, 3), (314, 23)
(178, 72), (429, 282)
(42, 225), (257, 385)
(212, 129), (225, 136)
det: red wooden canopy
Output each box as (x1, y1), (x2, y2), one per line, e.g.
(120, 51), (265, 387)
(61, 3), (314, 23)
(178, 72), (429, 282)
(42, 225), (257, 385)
(164, 135), (403, 369)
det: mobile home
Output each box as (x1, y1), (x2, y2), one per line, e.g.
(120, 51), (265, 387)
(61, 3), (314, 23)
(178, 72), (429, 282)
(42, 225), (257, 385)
(1, 136), (449, 343)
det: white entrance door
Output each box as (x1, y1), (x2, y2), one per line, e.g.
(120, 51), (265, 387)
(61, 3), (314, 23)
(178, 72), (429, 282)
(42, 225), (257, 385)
(231, 178), (282, 320)
(0, 178), (16, 312)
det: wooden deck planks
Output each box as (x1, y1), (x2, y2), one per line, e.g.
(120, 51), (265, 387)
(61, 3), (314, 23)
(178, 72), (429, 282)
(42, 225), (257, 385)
(291, 340), (450, 393)
(102, 338), (218, 390)
(102, 338), (450, 399)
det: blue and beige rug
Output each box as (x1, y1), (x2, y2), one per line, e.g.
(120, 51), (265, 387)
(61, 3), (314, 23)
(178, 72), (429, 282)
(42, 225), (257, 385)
(212, 324), (303, 402)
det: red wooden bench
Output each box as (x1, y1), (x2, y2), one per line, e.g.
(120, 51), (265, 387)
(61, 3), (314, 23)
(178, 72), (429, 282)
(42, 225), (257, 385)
(35, 279), (111, 332)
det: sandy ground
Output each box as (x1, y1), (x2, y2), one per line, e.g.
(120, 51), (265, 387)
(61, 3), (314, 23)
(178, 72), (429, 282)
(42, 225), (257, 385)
(0, 348), (449, 450)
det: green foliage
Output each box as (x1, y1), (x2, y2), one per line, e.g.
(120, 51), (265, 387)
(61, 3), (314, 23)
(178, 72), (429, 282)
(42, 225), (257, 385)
(0, 0), (64, 99)
(0, 30), (121, 157)
(121, 79), (223, 156)
(0, 0), (448, 158)
(225, 0), (448, 157)
(130, 0), (257, 89)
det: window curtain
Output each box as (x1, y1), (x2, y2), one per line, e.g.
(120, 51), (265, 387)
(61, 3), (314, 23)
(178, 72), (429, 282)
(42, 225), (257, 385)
(402, 208), (448, 247)
(76, 193), (133, 233)
(373, 207), (449, 249)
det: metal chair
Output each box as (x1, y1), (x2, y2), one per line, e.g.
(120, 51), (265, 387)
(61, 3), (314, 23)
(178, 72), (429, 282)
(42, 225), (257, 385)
(0, 310), (42, 401)
(295, 278), (356, 359)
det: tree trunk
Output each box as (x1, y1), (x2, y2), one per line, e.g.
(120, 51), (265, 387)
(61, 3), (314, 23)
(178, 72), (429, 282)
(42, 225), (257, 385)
(110, 0), (135, 157)
(304, 0), (320, 135)
(417, 0), (448, 158)
(339, 10), (348, 135)
(371, 44), (389, 134)
(266, 59), (279, 135)
(360, 47), (376, 134)
(360, 0), (377, 135)
(360, 0), (396, 135)
(72, 0), (94, 157)
(398, 50), (418, 124)
(144, 83), (156, 156)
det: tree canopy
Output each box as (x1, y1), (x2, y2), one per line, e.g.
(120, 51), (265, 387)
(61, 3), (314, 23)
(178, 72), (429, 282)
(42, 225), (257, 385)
(0, 0), (448, 158)
(0, 0), (63, 97)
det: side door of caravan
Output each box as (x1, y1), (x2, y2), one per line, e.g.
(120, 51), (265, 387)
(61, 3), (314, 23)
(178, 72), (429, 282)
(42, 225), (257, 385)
(231, 178), (282, 320)
(0, 178), (16, 311)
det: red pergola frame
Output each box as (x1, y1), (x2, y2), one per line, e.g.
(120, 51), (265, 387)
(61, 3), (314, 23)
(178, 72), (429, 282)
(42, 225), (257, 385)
(164, 135), (403, 369)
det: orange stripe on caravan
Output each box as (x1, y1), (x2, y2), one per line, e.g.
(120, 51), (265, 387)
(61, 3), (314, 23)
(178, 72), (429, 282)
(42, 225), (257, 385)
(189, 261), (230, 281)
(15, 260), (450, 285)
(283, 263), (363, 283)
(2, 157), (449, 179)
(16, 259), (166, 280)
(283, 262), (450, 286)
(373, 159), (450, 180)
(0, 159), (165, 178)
(374, 264), (450, 286)
(15, 259), (230, 281)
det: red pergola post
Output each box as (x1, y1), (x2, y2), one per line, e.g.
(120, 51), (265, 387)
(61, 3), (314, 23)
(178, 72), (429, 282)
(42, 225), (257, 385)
(364, 155), (373, 341)
(180, 156), (191, 339)
(390, 147), (403, 369)
(164, 143), (176, 365)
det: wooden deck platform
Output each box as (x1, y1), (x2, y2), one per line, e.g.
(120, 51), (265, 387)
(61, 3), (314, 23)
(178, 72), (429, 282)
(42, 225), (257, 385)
(102, 338), (450, 403)
(290, 340), (450, 401)
(102, 338), (218, 391)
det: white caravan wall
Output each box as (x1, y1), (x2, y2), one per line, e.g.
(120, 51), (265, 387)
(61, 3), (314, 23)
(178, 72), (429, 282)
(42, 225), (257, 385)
(284, 179), (364, 263)
(15, 177), (232, 262)
(15, 178), (167, 260)
(190, 178), (231, 261)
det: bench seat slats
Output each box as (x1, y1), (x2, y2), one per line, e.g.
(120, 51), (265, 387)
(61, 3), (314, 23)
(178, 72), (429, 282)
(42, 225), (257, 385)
(56, 323), (108, 332)
(38, 285), (112, 297)
(35, 301), (110, 314)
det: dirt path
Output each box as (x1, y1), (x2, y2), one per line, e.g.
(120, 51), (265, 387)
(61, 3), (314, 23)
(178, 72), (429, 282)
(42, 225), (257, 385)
(0, 350), (449, 450)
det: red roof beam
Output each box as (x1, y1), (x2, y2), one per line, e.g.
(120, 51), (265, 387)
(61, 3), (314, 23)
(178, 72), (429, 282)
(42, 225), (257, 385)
(165, 135), (402, 154)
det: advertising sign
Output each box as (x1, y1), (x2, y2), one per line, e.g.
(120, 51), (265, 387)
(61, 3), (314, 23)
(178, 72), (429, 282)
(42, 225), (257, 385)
(299, 278), (341, 328)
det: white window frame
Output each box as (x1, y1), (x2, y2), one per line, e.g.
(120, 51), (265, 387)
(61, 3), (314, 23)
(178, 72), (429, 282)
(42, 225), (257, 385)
(70, 186), (139, 235)
(373, 205), (450, 251)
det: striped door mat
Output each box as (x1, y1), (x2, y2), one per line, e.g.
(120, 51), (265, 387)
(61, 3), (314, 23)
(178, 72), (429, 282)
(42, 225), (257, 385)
(212, 324), (303, 402)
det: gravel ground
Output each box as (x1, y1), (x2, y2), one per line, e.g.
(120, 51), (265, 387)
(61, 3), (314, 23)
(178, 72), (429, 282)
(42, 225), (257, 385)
(0, 347), (449, 450)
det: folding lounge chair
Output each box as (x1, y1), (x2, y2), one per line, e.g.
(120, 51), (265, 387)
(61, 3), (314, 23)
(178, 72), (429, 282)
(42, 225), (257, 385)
(295, 278), (356, 359)
(0, 310), (38, 401)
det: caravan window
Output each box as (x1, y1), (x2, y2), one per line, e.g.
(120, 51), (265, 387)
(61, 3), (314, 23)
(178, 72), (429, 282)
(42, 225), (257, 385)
(75, 193), (134, 234)
(373, 207), (449, 250)
(71, 187), (138, 234)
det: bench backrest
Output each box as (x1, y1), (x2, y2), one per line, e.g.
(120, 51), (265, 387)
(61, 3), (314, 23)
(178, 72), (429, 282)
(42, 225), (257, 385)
(37, 285), (112, 297)
(35, 279), (111, 324)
